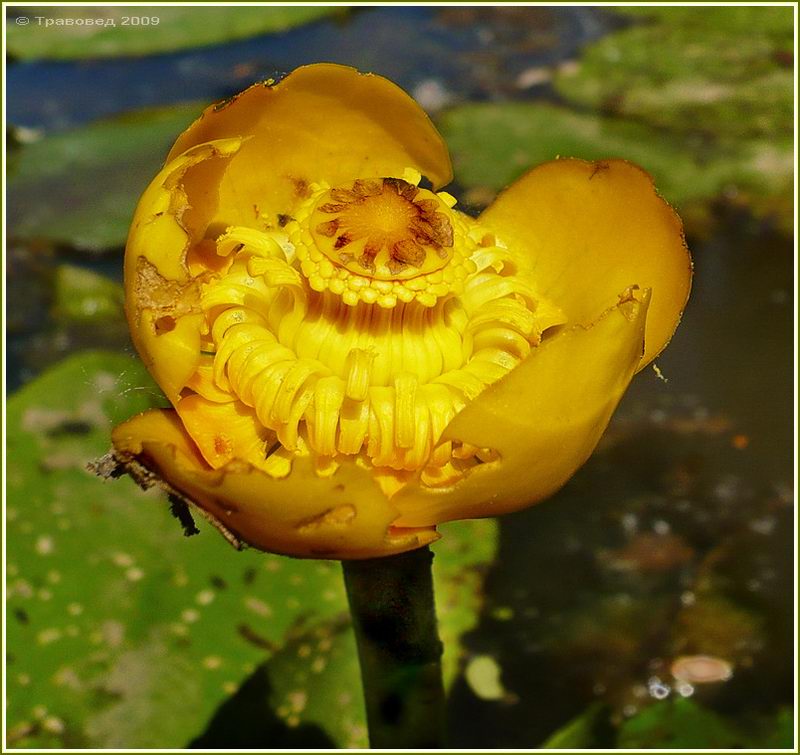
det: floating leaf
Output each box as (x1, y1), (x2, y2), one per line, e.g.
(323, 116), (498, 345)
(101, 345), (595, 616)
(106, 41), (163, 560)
(554, 7), (793, 141)
(612, 5), (794, 40)
(192, 519), (498, 747)
(435, 518), (498, 685)
(193, 618), (365, 748)
(618, 698), (744, 749)
(8, 104), (202, 252)
(7, 6), (344, 60)
(6, 352), (349, 747)
(53, 266), (124, 323)
(540, 702), (608, 749)
(7, 351), (498, 748)
(439, 102), (792, 219)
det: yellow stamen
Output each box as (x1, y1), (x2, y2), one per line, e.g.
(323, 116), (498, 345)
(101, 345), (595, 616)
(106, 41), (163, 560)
(186, 173), (566, 479)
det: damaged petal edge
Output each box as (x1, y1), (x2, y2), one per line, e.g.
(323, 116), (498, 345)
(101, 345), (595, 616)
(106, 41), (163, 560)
(87, 450), (245, 550)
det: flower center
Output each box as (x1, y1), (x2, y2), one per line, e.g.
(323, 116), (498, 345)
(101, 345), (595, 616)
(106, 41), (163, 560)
(185, 172), (567, 481)
(311, 177), (454, 280)
(288, 172), (474, 308)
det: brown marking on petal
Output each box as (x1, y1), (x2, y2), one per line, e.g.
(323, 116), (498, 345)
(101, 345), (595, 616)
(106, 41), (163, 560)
(277, 214), (293, 227)
(316, 220), (340, 237)
(363, 237), (385, 258)
(382, 177), (419, 201)
(330, 188), (358, 203)
(154, 315), (177, 335)
(134, 257), (200, 322)
(352, 179), (382, 197)
(416, 199), (440, 214)
(410, 218), (436, 244)
(335, 232), (354, 249)
(357, 254), (377, 274)
(386, 258), (408, 275)
(291, 177), (312, 198)
(214, 435), (233, 457)
(589, 161), (610, 180)
(318, 203), (348, 214)
(296, 504), (357, 532)
(392, 239), (426, 268)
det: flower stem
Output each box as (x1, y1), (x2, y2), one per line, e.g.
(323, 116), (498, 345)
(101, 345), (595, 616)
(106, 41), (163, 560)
(342, 546), (446, 749)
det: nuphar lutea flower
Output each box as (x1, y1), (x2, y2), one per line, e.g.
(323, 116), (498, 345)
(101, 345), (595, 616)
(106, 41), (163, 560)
(112, 64), (692, 559)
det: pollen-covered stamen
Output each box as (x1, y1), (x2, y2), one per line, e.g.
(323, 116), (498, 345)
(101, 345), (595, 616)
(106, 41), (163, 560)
(312, 177), (454, 280)
(289, 173), (476, 308)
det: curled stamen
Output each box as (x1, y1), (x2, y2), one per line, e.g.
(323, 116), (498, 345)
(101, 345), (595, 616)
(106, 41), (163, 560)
(187, 191), (564, 478)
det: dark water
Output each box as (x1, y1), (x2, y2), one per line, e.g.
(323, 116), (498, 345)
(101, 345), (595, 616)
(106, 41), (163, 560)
(7, 5), (611, 133)
(5, 5), (794, 748)
(449, 210), (795, 746)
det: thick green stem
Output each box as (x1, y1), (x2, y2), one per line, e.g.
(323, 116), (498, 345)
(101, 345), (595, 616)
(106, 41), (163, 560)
(342, 546), (445, 749)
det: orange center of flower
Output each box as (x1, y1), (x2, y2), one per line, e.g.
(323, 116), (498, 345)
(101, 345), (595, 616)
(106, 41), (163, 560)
(310, 178), (454, 280)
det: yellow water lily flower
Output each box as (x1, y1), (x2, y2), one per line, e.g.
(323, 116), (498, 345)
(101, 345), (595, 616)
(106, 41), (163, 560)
(113, 63), (692, 559)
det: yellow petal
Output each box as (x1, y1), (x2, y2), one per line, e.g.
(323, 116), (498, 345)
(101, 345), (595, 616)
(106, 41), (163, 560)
(124, 138), (243, 402)
(480, 159), (692, 370)
(174, 394), (270, 470)
(111, 409), (439, 559)
(166, 63), (453, 228)
(393, 290), (650, 527)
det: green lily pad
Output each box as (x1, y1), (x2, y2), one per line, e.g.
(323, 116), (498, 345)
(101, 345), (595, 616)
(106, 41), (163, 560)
(554, 8), (793, 141)
(7, 6), (344, 60)
(7, 351), (498, 748)
(438, 102), (792, 219)
(612, 5), (794, 40)
(7, 353), (350, 747)
(193, 518), (498, 748)
(540, 702), (608, 749)
(8, 103), (202, 252)
(192, 617), (364, 748)
(53, 266), (125, 323)
(618, 698), (744, 749)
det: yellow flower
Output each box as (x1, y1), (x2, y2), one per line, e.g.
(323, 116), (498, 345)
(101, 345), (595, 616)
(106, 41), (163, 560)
(113, 63), (692, 559)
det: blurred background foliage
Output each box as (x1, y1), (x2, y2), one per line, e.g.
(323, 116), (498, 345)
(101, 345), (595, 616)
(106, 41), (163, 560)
(5, 4), (795, 749)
